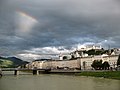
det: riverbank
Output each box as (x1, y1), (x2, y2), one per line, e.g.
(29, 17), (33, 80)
(76, 71), (120, 80)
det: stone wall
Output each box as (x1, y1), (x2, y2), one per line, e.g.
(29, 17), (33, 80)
(45, 60), (80, 69)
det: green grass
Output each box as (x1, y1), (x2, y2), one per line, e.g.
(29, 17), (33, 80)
(76, 71), (120, 80)
(0, 59), (13, 68)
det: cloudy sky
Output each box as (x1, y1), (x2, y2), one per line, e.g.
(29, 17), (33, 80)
(0, 0), (120, 61)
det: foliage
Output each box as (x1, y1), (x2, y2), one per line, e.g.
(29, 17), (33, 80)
(91, 60), (110, 70)
(102, 61), (110, 70)
(0, 59), (13, 68)
(87, 49), (96, 55)
(91, 60), (103, 70)
(63, 56), (67, 60)
(117, 55), (120, 66)
(71, 55), (75, 59)
(84, 49), (107, 55)
(83, 61), (86, 70)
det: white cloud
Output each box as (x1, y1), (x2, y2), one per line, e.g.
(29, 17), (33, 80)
(24, 46), (75, 54)
(16, 46), (76, 61)
(17, 53), (41, 61)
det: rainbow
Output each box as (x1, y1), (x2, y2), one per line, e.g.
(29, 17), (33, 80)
(15, 11), (38, 36)
(17, 11), (38, 23)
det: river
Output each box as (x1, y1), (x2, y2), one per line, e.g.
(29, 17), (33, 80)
(0, 71), (120, 90)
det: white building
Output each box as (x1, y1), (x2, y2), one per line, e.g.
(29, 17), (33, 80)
(78, 45), (102, 51)
(111, 48), (120, 55)
(86, 45), (102, 51)
(80, 55), (118, 70)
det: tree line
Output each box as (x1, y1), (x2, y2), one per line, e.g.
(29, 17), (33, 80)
(91, 60), (110, 70)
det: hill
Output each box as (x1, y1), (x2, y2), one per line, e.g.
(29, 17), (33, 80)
(0, 56), (29, 68)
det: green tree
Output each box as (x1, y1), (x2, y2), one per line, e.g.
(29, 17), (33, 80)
(102, 61), (110, 70)
(83, 61), (86, 70)
(71, 55), (75, 59)
(117, 55), (120, 66)
(91, 60), (102, 70)
(63, 56), (67, 60)
(86, 49), (96, 55)
(85, 49), (105, 55)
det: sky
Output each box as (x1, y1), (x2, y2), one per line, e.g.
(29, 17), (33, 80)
(0, 0), (120, 61)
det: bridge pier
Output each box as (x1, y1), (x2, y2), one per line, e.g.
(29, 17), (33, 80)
(14, 70), (19, 75)
(33, 70), (39, 75)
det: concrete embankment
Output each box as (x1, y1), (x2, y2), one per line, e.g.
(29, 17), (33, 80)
(48, 69), (81, 75)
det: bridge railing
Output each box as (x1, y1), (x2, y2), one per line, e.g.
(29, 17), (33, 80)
(1, 68), (51, 71)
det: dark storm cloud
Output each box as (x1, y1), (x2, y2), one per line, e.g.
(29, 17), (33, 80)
(0, 0), (120, 59)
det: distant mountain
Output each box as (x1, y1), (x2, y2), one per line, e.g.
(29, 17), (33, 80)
(0, 56), (29, 68)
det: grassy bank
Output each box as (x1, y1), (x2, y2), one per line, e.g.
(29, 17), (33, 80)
(76, 71), (120, 80)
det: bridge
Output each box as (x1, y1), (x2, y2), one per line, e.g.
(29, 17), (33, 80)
(1, 68), (51, 75)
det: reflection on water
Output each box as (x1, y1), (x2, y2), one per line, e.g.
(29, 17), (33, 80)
(0, 72), (120, 90)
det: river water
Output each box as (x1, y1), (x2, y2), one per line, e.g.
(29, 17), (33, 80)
(0, 71), (120, 90)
